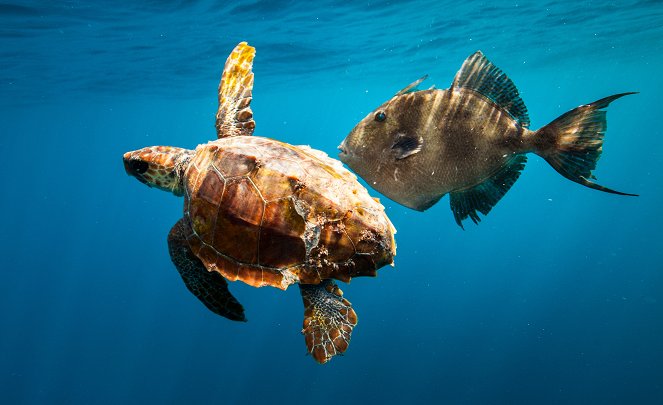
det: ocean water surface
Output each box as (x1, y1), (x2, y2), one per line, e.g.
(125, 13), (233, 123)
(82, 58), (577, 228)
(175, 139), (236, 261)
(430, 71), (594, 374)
(1, 1), (662, 404)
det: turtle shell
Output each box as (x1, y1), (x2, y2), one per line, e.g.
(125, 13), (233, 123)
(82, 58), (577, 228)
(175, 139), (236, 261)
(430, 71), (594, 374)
(182, 136), (396, 290)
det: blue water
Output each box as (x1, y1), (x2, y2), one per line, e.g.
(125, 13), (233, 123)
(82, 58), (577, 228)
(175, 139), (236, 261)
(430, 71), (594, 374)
(2, 1), (662, 403)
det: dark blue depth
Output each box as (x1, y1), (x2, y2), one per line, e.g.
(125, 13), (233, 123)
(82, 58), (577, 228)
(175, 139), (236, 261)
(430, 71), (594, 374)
(1, 1), (662, 404)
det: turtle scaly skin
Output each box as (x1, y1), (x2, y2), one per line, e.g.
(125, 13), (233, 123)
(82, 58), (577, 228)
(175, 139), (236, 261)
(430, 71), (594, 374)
(123, 42), (396, 364)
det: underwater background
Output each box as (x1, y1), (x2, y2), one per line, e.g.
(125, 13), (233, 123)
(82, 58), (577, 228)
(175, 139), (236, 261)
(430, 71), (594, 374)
(1, 1), (662, 403)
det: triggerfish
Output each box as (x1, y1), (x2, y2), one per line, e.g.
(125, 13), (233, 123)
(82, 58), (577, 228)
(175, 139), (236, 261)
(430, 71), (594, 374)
(338, 51), (637, 228)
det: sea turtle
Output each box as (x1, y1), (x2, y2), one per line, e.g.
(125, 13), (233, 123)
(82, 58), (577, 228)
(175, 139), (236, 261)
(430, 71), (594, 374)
(123, 42), (396, 364)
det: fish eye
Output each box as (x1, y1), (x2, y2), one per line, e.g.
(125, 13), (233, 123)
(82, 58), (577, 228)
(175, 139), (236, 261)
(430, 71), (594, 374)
(129, 160), (149, 174)
(374, 111), (386, 122)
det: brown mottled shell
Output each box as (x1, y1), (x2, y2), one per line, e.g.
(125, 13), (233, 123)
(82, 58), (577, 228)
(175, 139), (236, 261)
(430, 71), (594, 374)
(182, 136), (396, 290)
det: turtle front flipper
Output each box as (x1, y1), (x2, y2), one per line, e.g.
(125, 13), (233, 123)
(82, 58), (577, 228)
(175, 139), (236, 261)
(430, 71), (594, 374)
(300, 280), (358, 364)
(215, 41), (255, 138)
(168, 219), (246, 321)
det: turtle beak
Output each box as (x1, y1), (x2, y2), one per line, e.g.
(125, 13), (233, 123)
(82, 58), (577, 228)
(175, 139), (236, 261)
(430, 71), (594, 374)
(123, 152), (150, 186)
(123, 154), (133, 176)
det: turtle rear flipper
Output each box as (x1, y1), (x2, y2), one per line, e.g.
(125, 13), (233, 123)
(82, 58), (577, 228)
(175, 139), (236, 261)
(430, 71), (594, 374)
(168, 219), (246, 321)
(300, 280), (357, 364)
(215, 41), (255, 138)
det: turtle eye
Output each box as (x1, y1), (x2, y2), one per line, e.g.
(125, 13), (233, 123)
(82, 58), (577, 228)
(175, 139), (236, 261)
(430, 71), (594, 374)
(129, 160), (149, 174)
(374, 111), (386, 122)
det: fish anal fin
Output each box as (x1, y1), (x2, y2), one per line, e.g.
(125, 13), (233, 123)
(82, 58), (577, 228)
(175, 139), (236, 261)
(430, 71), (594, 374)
(452, 51), (530, 128)
(450, 155), (527, 228)
(216, 42), (256, 139)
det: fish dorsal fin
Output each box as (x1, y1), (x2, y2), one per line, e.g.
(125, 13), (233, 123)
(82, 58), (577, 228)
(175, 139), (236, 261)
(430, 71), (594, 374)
(395, 75), (429, 96)
(215, 42), (256, 138)
(451, 51), (530, 128)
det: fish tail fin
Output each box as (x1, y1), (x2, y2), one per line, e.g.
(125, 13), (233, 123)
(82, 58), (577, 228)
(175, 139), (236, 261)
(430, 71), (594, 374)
(533, 92), (638, 196)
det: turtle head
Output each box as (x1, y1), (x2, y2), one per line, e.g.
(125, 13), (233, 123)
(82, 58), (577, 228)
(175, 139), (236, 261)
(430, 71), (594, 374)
(123, 146), (193, 196)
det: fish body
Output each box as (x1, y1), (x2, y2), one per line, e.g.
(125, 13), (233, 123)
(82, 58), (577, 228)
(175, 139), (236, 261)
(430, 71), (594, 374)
(339, 51), (636, 227)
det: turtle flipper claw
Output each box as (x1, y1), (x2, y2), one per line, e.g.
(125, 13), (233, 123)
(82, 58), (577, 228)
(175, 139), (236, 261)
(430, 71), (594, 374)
(299, 280), (357, 364)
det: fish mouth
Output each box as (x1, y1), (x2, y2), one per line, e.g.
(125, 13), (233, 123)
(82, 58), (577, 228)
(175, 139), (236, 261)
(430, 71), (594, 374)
(337, 141), (350, 161)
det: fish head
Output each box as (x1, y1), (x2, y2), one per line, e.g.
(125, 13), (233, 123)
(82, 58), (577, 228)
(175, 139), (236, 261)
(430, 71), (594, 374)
(339, 91), (426, 179)
(339, 99), (394, 166)
(340, 75), (430, 167)
(339, 77), (443, 211)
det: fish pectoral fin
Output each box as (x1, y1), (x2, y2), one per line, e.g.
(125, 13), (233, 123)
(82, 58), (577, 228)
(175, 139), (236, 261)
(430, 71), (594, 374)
(449, 155), (527, 228)
(391, 133), (424, 160)
(451, 51), (530, 128)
